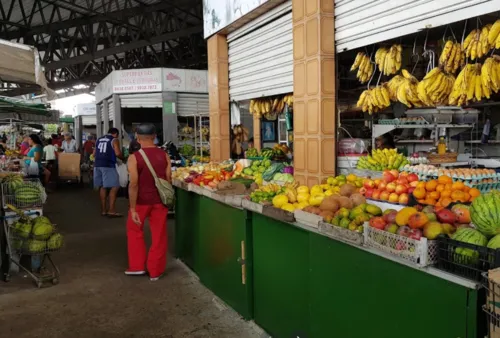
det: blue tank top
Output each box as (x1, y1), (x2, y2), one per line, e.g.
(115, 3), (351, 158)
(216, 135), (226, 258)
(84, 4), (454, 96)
(94, 135), (116, 168)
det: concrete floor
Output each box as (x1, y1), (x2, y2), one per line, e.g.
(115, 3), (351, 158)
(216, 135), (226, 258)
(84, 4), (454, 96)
(0, 185), (262, 338)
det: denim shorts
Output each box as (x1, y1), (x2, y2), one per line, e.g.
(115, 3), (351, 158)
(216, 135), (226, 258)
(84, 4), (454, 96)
(94, 166), (119, 188)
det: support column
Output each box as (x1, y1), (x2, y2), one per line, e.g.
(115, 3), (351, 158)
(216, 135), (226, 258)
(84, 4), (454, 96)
(112, 94), (122, 148)
(162, 92), (178, 144)
(103, 99), (110, 135)
(253, 115), (261, 152)
(292, 0), (336, 186)
(208, 34), (230, 162)
(96, 103), (102, 137)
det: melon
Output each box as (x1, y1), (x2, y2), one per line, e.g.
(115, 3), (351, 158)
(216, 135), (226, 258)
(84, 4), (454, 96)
(488, 234), (500, 249)
(452, 228), (488, 263)
(471, 191), (500, 237)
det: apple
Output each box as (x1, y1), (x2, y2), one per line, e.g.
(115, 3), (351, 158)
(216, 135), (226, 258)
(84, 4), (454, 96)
(396, 177), (409, 186)
(378, 182), (387, 191)
(390, 169), (400, 179)
(398, 193), (409, 205)
(397, 225), (411, 237)
(369, 216), (387, 230)
(365, 188), (374, 198)
(437, 209), (456, 224)
(373, 179), (382, 188)
(363, 179), (375, 189)
(409, 181), (419, 188)
(407, 173), (419, 183)
(380, 191), (390, 201)
(383, 170), (396, 183)
(395, 184), (408, 195)
(389, 193), (399, 203)
(372, 189), (381, 200)
(409, 228), (423, 240)
(383, 210), (398, 224)
(386, 182), (397, 193)
(399, 171), (409, 178)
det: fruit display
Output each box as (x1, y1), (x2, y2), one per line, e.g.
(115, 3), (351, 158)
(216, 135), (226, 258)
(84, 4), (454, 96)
(179, 144), (195, 157)
(439, 40), (464, 74)
(412, 175), (481, 208)
(462, 25), (492, 60)
(246, 148), (259, 158)
(250, 183), (286, 204)
(417, 67), (455, 106)
(324, 201), (381, 233)
(356, 85), (391, 114)
(374, 44), (402, 76)
(259, 148), (275, 159)
(14, 183), (43, 206)
(350, 52), (374, 83)
(361, 170), (419, 205)
(356, 149), (409, 171)
(470, 190), (500, 237)
(242, 159), (274, 185)
(248, 94), (293, 118)
(180, 125), (194, 135)
(480, 56), (500, 96)
(0, 173), (24, 192)
(448, 63), (485, 106)
(10, 212), (63, 254)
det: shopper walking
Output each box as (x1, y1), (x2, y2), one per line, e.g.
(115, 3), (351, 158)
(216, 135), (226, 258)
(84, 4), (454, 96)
(61, 132), (78, 153)
(94, 128), (123, 217)
(126, 123), (171, 281)
(82, 135), (95, 163)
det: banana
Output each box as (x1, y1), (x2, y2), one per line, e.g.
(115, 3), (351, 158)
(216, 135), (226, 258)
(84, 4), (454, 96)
(463, 29), (478, 51)
(439, 40), (453, 65)
(475, 71), (483, 101)
(489, 20), (500, 45)
(351, 52), (364, 71)
(356, 85), (391, 114)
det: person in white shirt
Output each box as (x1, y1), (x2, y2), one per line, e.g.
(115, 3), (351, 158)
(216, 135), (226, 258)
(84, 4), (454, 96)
(61, 132), (78, 153)
(43, 139), (57, 162)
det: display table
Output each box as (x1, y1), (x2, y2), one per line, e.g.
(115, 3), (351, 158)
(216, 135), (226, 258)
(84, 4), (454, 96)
(174, 184), (484, 338)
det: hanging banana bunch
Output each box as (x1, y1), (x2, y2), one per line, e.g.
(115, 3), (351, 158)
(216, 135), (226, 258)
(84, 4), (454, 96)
(351, 52), (374, 83)
(439, 40), (464, 74)
(282, 94), (294, 107)
(448, 63), (483, 106)
(480, 55), (500, 98)
(463, 24), (492, 60)
(384, 75), (405, 102)
(232, 124), (249, 141)
(249, 94), (293, 118)
(374, 44), (402, 76)
(356, 85), (391, 114)
(488, 19), (500, 49)
(180, 125), (194, 134)
(417, 67), (456, 106)
(395, 69), (424, 108)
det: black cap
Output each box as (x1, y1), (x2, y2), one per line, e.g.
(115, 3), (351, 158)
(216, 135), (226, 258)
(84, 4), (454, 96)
(136, 123), (156, 135)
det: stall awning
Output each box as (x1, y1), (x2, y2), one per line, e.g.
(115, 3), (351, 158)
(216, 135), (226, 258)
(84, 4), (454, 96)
(0, 96), (60, 123)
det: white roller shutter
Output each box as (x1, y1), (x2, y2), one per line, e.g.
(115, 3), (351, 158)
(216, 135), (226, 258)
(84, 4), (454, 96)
(108, 99), (114, 121)
(336, 0), (500, 52)
(228, 1), (293, 102)
(120, 93), (163, 108)
(99, 103), (104, 120)
(177, 93), (209, 116)
(82, 115), (97, 126)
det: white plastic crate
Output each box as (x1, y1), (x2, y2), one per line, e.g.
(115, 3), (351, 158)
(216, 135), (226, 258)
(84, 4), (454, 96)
(294, 210), (322, 229)
(318, 222), (364, 246)
(363, 224), (438, 267)
(241, 198), (263, 214)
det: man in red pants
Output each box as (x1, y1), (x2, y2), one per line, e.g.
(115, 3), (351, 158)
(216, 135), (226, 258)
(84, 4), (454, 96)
(126, 124), (171, 281)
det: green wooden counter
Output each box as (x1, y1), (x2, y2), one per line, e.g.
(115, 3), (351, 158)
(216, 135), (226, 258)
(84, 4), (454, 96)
(174, 187), (484, 338)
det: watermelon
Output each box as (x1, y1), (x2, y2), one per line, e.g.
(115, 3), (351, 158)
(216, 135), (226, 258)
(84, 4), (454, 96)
(471, 191), (500, 237)
(488, 234), (500, 249)
(451, 228), (488, 263)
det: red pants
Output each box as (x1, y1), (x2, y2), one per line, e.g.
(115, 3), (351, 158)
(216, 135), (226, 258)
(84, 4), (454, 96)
(126, 204), (168, 277)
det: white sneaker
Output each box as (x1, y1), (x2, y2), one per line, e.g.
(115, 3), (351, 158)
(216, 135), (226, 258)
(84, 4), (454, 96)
(149, 273), (164, 281)
(124, 270), (146, 276)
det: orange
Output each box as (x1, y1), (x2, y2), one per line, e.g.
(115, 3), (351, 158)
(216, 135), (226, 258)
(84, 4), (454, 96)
(452, 181), (465, 191)
(451, 190), (466, 202)
(445, 183), (453, 191)
(413, 188), (426, 199)
(462, 186), (470, 193)
(418, 199), (426, 204)
(424, 198), (437, 206)
(429, 191), (440, 200)
(440, 197), (452, 208)
(416, 182), (426, 190)
(441, 189), (452, 198)
(436, 184), (445, 193)
(425, 180), (438, 192)
(463, 192), (471, 202)
(469, 188), (481, 197)
(438, 175), (453, 185)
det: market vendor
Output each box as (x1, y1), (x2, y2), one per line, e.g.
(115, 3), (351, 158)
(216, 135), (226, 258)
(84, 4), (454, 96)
(20, 136), (30, 155)
(375, 133), (396, 150)
(61, 132), (78, 153)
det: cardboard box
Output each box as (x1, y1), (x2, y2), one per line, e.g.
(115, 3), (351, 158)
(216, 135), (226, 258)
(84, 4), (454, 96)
(487, 268), (500, 338)
(58, 153), (81, 179)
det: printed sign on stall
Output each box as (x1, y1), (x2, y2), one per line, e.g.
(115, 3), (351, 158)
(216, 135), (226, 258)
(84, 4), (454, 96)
(113, 68), (162, 93)
(185, 70), (208, 92)
(163, 68), (186, 91)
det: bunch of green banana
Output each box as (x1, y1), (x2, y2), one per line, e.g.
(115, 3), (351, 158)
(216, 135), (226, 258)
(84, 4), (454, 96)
(396, 69), (424, 108)
(375, 44), (402, 76)
(356, 86), (391, 114)
(351, 52), (374, 83)
(481, 56), (500, 98)
(488, 19), (500, 49)
(463, 24), (492, 60)
(357, 149), (409, 171)
(449, 63), (483, 106)
(439, 40), (464, 74)
(384, 75), (405, 101)
(417, 67), (456, 106)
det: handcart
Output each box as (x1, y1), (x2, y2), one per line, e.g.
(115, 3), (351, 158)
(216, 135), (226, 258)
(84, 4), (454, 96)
(57, 152), (83, 187)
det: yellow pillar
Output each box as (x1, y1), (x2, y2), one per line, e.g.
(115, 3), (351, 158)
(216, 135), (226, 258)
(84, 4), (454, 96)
(253, 115), (261, 152)
(292, 0), (336, 186)
(207, 34), (230, 162)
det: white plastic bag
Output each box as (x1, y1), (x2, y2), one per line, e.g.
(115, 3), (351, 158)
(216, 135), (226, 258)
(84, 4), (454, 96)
(27, 160), (39, 176)
(116, 162), (128, 188)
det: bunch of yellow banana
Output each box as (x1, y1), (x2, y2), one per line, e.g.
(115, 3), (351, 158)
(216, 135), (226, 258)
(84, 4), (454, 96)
(449, 63), (483, 106)
(356, 85), (391, 114)
(384, 75), (405, 101)
(463, 24), (492, 60)
(180, 126), (194, 134)
(417, 67), (456, 106)
(282, 94), (294, 107)
(374, 44), (402, 76)
(488, 19), (500, 49)
(438, 40), (464, 74)
(249, 96), (288, 117)
(481, 56), (500, 97)
(351, 52), (374, 83)
(396, 69), (424, 108)
(260, 183), (281, 193)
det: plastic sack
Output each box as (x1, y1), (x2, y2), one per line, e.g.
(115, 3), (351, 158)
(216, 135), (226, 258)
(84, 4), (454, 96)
(116, 162), (128, 188)
(27, 160), (39, 176)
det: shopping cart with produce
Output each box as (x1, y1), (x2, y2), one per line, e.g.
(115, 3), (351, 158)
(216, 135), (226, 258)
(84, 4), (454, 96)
(2, 205), (62, 287)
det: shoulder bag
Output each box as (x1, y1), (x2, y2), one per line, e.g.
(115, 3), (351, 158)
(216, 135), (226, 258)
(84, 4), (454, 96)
(137, 149), (175, 207)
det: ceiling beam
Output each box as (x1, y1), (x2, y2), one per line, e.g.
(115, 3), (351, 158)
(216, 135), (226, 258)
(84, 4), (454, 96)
(43, 26), (203, 70)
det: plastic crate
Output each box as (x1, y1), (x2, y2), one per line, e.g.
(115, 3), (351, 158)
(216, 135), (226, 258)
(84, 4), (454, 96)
(318, 222), (363, 246)
(363, 225), (438, 267)
(435, 236), (500, 282)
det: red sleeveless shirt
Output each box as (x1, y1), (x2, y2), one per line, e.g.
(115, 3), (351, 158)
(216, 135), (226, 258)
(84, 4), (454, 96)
(135, 147), (168, 205)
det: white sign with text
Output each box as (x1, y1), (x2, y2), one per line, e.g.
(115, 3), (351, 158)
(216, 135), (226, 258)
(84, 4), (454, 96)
(113, 68), (162, 93)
